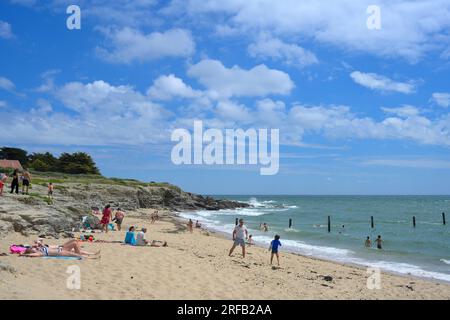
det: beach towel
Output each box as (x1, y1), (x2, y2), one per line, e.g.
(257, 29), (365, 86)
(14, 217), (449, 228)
(42, 256), (82, 260)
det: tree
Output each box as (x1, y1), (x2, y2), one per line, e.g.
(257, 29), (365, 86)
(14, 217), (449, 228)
(29, 152), (59, 172)
(0, 147), (28, 165)
(58, 152), (100, 174)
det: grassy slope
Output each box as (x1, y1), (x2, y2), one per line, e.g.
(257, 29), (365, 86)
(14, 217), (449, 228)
(0, 168), (182, 193)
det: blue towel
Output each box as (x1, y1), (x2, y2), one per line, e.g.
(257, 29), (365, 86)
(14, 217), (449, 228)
(42, 256), (82, 260)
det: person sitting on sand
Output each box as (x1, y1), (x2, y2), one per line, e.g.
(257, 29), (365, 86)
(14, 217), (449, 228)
(187, 219), (194, 233)
(100, 204), (112, 233)
(375, 235), (383, 250)
(112, 208), (125, 231)
(124, 226), (137, 246)
(269, 234), (282, 266)
(20, 239), (100, 259)
(136, 228), (167, 247)
(195, 220), (202, 228)
(365, 236), (371, 248)
(228, 219), (248, 258)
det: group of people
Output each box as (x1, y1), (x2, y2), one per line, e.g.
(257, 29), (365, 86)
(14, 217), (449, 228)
(229, 219), (282, 266)
(124, 226), (167, 247)
(0, 168), (55, 202)
(0, 168), (31, 195)
(98, 204), (125, 232)
(186, 219), (202, 233)
(365, 235), (384, 250)
(259, 222), (269, 232)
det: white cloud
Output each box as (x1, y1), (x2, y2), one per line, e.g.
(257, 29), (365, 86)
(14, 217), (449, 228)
(147, 74), (203, 101)
(431, 92), (450, 108)
(0, 101), (7, 108)
(172, 0), (450, 62)
(97, 27), (195, 64)
(214, 100), (252, 123)
(248, 35), (318, 68)
(350, 71), (416, 94)
(0, 20), (14, 39)
(381, 105), (421, 117)
(187, 59), (294, 99)
(0, 76), (15, 92)
(0, 79), (174, 146)
(362, 158), (450, 169)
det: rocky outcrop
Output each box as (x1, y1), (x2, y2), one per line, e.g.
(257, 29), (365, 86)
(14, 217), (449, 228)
(0, 181), (249, 238)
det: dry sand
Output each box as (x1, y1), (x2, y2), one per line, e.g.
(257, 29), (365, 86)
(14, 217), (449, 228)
(0, 209), (449, 300)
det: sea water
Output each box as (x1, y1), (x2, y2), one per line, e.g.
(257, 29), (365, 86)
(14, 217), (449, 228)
(180, 195), (450, 282)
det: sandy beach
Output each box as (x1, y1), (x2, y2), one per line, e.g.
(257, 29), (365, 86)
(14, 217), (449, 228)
(0, 209), (449, 300)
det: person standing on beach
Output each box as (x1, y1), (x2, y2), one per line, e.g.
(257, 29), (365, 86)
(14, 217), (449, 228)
(21, 169), (31, 195)
(269, 235), (282, 266)
(365, 236), (371, 248)
(0, 173), (7, 196)
(47, 182), (54, 204)
(228, 218), (248, 258)
(100, 204), (112, 233)
(375, 235), (383, 249)
(187, 219), (194, 233)
(113, 208), (125, 231)
(10, 169), (19, 194)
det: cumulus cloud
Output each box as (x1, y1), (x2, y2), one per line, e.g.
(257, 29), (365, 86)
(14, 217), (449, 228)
(147, 74), (203, 101)
(431, 92), (450, 108)
(0, 76), (15, 92)
(97, 27), (195, 63)
(187, 59), (294, 99)
(248, 35), (318, 68)
(0, 20), (14, 39)
(170, 0), (450, 62)
(350, 71), (416, 94)
(0, 79), (176, 146)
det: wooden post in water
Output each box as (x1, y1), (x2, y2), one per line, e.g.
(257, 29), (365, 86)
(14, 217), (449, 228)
(289, 218), (293, 228)
(235, 218), (238, 226)
(413, 216), (416, 228)
(371, 216), (374, 229)
(443, 212), (446, 225)
(327, 216), (331, 233)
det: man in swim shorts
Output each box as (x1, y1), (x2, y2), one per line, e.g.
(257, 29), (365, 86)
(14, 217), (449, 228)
(228, 219), (248, 258)
(21, 169), (31, 195)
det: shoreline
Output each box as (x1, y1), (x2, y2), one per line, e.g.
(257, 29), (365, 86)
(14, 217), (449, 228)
(174, 213), (450, 286)
(1, 210), (449, 300)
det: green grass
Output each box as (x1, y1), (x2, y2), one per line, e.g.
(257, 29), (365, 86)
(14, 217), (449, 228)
(28, 192), (53, 205)
(27, 170), (182, 192)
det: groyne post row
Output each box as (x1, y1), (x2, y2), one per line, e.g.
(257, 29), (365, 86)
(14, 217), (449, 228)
(234, 212), (446, 232)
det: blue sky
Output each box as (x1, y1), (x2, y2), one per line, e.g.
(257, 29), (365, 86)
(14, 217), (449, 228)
(1, 0), (450, 195)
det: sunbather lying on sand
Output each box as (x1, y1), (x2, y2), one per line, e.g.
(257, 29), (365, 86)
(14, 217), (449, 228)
(20, 239), (100, 259)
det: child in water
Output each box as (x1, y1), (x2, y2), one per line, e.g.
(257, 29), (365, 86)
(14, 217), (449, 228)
(269, 235), (282, 266)
(375, 235), (383, 249)
(365, 236), (371, 248)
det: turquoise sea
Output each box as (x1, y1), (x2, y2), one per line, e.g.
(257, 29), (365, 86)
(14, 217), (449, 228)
(180, 195), (450, 282)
